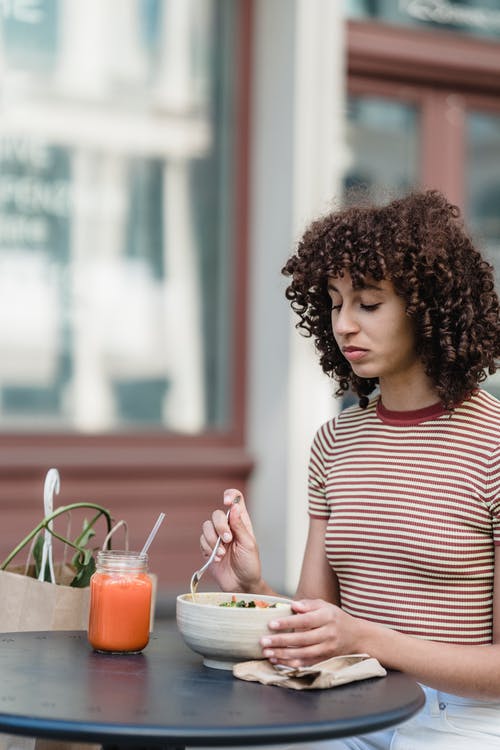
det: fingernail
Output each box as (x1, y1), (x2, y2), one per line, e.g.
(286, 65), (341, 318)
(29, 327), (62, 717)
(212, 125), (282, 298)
(269, 620), (279, 629)
(261, 637), (272, 647)
(262, 649), (274, 658)
(223, 532), (231, 542)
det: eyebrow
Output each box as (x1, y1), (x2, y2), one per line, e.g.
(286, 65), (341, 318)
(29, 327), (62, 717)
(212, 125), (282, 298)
(327, 281), (384, 293)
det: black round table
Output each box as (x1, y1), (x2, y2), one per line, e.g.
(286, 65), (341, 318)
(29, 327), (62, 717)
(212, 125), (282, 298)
(0, 623), (424, 749)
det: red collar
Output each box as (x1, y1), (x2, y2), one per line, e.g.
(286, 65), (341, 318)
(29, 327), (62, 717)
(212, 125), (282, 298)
(376, 399), (446, 426)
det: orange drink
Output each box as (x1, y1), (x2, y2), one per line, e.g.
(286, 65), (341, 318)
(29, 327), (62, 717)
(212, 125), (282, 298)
(88, 550), (152, 653)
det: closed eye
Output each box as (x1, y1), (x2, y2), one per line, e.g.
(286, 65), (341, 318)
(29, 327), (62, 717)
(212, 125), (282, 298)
(330, 301), (381, 312)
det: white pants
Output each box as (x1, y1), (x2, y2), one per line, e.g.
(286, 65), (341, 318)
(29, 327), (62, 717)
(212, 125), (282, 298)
(288, 686), (500, 749)
(203, 686), (500, 750)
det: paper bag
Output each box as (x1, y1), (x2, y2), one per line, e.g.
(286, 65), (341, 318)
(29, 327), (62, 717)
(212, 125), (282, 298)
(0, 469), (110, 750)
(0, 565), (90, 633)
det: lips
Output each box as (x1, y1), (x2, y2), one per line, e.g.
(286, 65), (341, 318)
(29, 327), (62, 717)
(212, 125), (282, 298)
(342, 346), (368, 362)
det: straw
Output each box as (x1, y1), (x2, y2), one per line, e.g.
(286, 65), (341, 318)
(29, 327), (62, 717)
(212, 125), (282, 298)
(140, 512), (166, 557)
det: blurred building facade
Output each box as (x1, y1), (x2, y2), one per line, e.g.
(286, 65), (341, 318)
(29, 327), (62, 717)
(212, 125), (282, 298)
(0, 0), (499, 608)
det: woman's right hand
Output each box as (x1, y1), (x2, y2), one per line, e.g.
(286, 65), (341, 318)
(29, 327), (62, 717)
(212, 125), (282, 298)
(199, 488), (263, 593)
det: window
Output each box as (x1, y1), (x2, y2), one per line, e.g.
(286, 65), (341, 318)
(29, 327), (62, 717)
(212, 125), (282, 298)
(0, 0), (245, 434)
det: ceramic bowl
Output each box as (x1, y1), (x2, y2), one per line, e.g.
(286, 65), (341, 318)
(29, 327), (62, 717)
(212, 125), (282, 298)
(176, 591), (293, 669)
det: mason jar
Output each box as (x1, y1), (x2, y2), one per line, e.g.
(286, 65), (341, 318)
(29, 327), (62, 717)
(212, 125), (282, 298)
(88, 550), (153, 654)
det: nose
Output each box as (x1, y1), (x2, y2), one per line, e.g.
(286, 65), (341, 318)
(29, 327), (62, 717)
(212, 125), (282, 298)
(332, 305), (359, 336)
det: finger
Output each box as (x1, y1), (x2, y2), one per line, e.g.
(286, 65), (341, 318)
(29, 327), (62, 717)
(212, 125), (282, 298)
(201, 519), (219, 548)
(292, 599), (329, 613)
(262, 643), (325, 665)
(200, 534), (225, 559)
(223, 489), (255, 535)
(211, 544), (226, 563)
(261, 627), (324, 650)
(266, 609), (324, 634)
(223, 489), (257, 543)
(227, 503), (259, 549)
(272, 658), (304, 669)
(289, 601), (339, 629)
(223, 488), (243, 508)
(200, 535), (211, 557)
(211, 508), (232, 540)
(265, 614), (299, 632)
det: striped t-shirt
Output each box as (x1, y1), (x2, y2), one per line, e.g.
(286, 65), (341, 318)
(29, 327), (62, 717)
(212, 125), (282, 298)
(308, 389), (500, 644)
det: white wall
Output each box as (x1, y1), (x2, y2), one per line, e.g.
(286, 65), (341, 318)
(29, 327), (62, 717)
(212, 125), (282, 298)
(248, 0), (347, 593)
(246, 0), (295, 590)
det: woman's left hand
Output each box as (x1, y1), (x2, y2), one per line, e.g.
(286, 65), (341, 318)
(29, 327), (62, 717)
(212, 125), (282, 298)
(259, 598), (363, 668)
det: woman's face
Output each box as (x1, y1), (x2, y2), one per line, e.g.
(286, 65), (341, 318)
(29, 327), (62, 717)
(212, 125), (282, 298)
(327, 272), (422, 387)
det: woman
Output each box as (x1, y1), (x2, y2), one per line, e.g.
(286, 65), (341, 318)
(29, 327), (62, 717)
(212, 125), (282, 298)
(200, 190), (500, 748)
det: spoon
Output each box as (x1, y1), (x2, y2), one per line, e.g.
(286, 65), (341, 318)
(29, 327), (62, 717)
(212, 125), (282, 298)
(190, 495), (241, 601)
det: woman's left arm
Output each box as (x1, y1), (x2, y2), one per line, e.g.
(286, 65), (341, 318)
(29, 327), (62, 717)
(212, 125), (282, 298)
(260, 547), (500, 700)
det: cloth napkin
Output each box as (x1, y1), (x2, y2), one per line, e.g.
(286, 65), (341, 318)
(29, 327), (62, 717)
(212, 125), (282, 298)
(233, 654), (386, 690)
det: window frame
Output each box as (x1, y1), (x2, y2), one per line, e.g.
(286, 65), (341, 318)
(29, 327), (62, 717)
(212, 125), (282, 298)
(0, 3), (253, 506)
(347, 19), (500, 207)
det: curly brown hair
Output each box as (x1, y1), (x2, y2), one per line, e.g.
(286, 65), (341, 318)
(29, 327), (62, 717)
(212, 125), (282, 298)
(282, 189), (500, 409)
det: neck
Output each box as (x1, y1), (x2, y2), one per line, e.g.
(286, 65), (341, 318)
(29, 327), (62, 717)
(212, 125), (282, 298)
(378, 375), (440, 412)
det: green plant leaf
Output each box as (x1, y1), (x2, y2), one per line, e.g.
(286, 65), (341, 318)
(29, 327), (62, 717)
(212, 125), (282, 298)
(0, 502), (113, 590)
(71, 550), (96, 588)
(0, 502), (113, 573)
(33, 533), (43, 577)
(71, 518), (96, 568)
